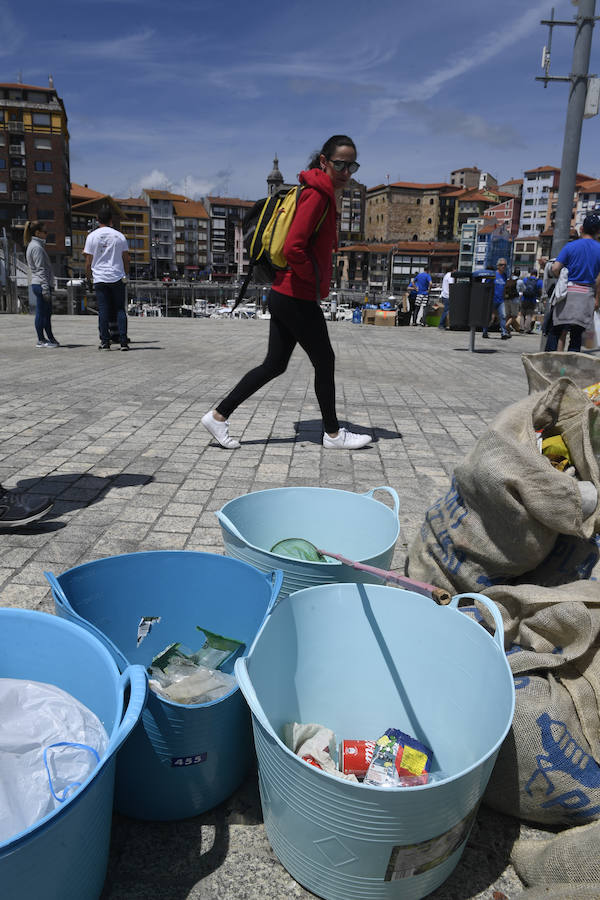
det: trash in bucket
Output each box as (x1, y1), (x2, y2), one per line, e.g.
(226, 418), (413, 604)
(46, 551), (283, 821)
(217, 486), (400, 598)
(0, 678), (109, 842)
(235, 583), (515, 900)
(0, 608), (146, 900)
(148, 659), (236, 705)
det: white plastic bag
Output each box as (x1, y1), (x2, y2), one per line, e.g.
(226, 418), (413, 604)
(0, 679), (108, 842)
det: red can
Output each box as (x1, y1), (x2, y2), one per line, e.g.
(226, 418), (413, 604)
(339, 740), (376, 777)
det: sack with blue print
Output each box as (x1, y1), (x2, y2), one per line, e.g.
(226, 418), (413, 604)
(405, 377), (600, 595)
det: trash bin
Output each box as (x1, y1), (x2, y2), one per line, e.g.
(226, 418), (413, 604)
(235, 584), (515, 900)
(449, 271), (472, 330)
(470, 270), (495, 330)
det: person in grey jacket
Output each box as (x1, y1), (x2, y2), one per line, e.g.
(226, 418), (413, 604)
(24, 220), (59, 348)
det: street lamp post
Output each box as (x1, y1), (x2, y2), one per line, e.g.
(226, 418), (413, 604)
(151, 240), (159, 281)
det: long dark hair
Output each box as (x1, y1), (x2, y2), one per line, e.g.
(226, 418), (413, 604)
(307, 134), (357, 169)
(24, 220), (45, 245)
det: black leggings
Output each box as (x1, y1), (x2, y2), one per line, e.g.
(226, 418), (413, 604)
(216, 289), (339, 432)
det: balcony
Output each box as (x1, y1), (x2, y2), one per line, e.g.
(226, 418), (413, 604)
(7, 122), (25, 133)
(10, 168), (26, 180)
(11, 217), (27, 227)
(9, 144), (25, 155)
(11, 191), (27, 201)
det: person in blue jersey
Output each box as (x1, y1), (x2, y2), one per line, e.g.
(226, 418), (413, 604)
(413, 267), (432, 326)
(481, 259), (510, 340)
(545, 214), (600, 352)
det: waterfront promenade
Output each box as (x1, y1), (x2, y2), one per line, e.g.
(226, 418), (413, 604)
(0, 313), (547, 899)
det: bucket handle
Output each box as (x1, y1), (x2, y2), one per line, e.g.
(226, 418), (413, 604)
(264, 569), (284, 616)
(449, 592), (505, 650)
(44, 570), (131, 673)
(234, 657), (275, 736)
(105, 665), (148, 758)
(215, 508), (251, 545)
(361, 486), (400, 519)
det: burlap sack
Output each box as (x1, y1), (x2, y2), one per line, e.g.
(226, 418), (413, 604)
(522, 351), (600, 394)
(512, 819), (600, 896)
(481, 580), (600, 826)
(406, 377), (600, 594)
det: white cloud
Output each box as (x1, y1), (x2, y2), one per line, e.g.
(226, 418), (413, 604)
(0, 3), (23, 58)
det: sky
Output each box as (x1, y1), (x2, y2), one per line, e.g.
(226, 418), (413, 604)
(3, 0), (600, 202)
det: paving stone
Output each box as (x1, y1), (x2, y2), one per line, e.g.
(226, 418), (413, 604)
(0, 313), (550, 900)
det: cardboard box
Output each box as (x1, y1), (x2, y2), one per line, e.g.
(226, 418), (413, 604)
(375, 310), (397, 326)
(362, 309), (377, 324)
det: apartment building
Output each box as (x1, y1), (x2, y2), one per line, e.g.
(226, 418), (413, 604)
(173, 198), (209, 276)
(336, 240), (459, 292)
(70, 183), (111, 277)
(114, 196), (150, 278)
(518, 166), (560, 236)
(544, 172), (595, 234)
(204, 196), (254, 279)
(365, 182), (457, 243)
(0, 79), (71, 276)
(482, 195), (522, 237)
(339, 178), (366, 244)
(450, 167), (480, 189)
(575, 178), (600, 229)
(141, 189), (188, 277)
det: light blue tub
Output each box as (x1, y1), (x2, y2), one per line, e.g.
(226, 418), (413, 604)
(235, 583), (515, 900)
(217, 486), (400, 597)
(0, 608), (146, 900)
(46, 551), (282, 821)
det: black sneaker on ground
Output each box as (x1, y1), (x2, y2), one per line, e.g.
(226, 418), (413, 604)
(0, 484), (53, 528)
(98, 342), (110, 350)
(120, 342), (129, 351)
(501, 333), (511, 340)
(481, 333), (489, 339)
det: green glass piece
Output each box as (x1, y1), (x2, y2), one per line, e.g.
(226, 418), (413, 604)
(270, 538), (326, 561)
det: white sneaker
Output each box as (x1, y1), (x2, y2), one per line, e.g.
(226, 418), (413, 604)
(323, 427), (371, 450)
(201, 411), (241, 449)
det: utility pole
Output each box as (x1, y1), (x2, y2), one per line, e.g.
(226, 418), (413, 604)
(537, 1), (597, 257)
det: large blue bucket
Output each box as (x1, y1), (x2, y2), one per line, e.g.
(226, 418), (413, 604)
(235, 583), (515, 900)
(217, 486), (400, 598)
(46, 551), (282, 821)
(0, 608), (146, 900)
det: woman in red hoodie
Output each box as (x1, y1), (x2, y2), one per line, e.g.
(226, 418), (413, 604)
(202, 135), (372, 450)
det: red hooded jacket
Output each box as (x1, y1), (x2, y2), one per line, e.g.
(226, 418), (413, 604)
(272, 168), (338, 302)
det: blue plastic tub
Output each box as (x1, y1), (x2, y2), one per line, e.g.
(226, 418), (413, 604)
(46, 550), (282, 821)
(235, 583), (515, 900)
(0, 608), (146, 900)
(217, 486), (400, 598)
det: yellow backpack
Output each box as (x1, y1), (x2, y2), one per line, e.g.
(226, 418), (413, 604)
(233, 186), (329, 311)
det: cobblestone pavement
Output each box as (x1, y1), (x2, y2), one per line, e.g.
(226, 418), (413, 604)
(0, 313), (551, 899)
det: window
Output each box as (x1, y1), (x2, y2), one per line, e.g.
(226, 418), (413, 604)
(34, 160), (52, 172)
(416, 198), (421, 205)
(37, 209), (55, 219)
(427, 218), (432, 224)
(0, 160), (5, 169)
(407, 217), (412, 223)
(45, 233), (56, 244)
(522, 224), (531, 231)
(0, 182), (7, 193)
(34, 138), (51, 150)
(32, 113), (51, 126)
(36, 184), (53, 194)
(430, 198), (434, 205)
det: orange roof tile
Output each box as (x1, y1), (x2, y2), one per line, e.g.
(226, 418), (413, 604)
(500, 178), (523, 186)
(173, 199), (209, 218)
(0, 82), (56, 91)
(114, 196), (148, 207)
(367, 182), (454, 193)
(578, 179), (600, 192)
(71, 182), (105, 200)
(339, 241), (459, 253)
(142, 189), (188, 200)
(207, 196), (255, 208)
(524, 165), (560, 174)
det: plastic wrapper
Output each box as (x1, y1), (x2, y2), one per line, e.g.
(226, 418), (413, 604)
(0, 678), (108, 842)
(148, 660), (236, 705)
(364, 728), (432, 788)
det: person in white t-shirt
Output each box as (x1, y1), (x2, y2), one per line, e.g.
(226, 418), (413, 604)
(437, 268), (454, 330)
(83, 205), (130, 351)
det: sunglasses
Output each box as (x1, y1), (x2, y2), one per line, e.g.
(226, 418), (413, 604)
(328, 159), (360, 174)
